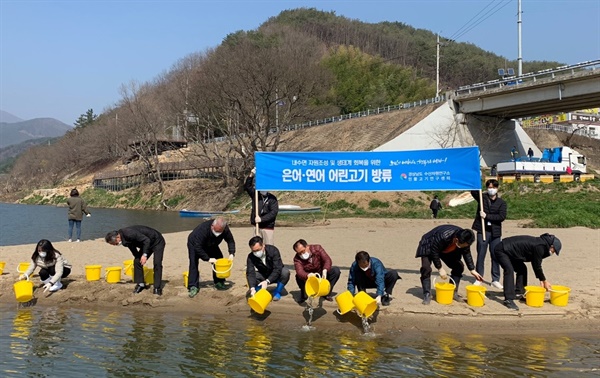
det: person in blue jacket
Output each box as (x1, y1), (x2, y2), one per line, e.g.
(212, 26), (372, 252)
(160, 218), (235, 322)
(347, 251), (400, 306)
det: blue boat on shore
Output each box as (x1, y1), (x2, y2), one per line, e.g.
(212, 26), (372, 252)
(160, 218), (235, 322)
(179, 209), (240, 218)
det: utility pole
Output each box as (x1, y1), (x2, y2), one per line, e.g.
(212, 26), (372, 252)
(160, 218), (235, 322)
(517, 0), (523, 77)
(436, 33), (440, 97)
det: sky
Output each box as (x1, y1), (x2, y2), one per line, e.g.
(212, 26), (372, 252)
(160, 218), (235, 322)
(1, 0), (599, 125)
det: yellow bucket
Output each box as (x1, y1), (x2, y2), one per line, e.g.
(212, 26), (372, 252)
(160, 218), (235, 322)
(105, 267), (122, 284)
(123, 260), (133, 277)
(353, 291), (378, 318)
(14, 277), (34, 303)
(85, 265), (102, 281)
(524, 285), (546, 307)
(466, 285), (487, 307)
(434, 277), (456, 305)
(144, 267), (154, 285)
(212, 258), (233, 279)
(0, 261), (6, 275)
(305, 274), (331, 297)
(335, 290), (355, 315)
(549, 285), (571, 307)
(17, 262), (30, 274)
(248, 289), (273, 315)
(183, 271), (189, 287)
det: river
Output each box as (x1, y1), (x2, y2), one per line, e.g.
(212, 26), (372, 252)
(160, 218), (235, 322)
(0, 203), (200, 247)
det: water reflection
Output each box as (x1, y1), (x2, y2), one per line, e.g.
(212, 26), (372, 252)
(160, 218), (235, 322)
(0, 306), (598, 377)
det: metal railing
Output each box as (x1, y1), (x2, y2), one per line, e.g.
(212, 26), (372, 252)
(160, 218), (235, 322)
(202, 95), (446, 144)
(454, 60), (600, 96)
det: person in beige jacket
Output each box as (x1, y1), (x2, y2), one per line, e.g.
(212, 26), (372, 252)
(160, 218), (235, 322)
(67, 188), (91, 242)
(20, 239), (72, 292)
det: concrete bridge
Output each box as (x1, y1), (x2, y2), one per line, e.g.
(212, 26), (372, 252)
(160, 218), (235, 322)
(376, 60), (600, 167)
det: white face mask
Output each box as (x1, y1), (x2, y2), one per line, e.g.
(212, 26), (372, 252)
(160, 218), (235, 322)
(360, 263), (370, 271)
(212, 230), (222, 237)
(487, 188), (498, 196)
(253, 250), (264, 258)
(39, 252), (47, 258)
(300, 252), (310, 260)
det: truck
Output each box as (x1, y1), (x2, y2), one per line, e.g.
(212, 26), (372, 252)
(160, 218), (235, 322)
(495, 146), (587, 181)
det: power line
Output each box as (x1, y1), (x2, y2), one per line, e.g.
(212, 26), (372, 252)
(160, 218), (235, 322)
(448, 0), (513, 42)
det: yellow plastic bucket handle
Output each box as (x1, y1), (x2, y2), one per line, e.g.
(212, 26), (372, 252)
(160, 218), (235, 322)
(211, 263), (233, 274)
(17, 264), (29, 274)
(548, 287), (569, 293)
(433, 276), (456, 287)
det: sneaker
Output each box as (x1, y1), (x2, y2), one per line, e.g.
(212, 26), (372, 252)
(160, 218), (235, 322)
(76, 239), (81, 243)
(68, 239), (72, 243)
(188, 287), (199, 298)
(517, 295), (526, 303)
(153, 288), (163, 296)
(133, 284), (146, 294)
(503, 299), (519, 311)
(473, 280), (482, 286)
(297, 295), (308, 304)
(273, 292), (281, 301)
(381, 294), (391, 306)
(491, 281), (504, 289)
(215, 282), (227, 291)
(422, 293), (431, 305)
(49, 281), (63, 292)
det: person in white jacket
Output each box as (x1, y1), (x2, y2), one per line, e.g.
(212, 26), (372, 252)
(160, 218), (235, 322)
(20, 239), (72, 292)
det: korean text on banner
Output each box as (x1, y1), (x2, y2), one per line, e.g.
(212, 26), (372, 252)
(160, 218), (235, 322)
(255, 147), (481, 192)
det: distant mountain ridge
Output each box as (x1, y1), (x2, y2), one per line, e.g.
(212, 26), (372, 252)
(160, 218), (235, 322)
(0, 117), (72, 149)
(0, 110), (24, 123)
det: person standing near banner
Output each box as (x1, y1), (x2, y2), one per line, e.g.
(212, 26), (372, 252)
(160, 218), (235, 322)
(245, 168), (279, 245)
(470, 179), (507, 290)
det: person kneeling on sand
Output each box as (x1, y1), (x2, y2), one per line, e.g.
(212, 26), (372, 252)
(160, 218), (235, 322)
(105, 225), (166, 296)
(494, 233), (562, 311)
(247, 236), (289, 301)
(347, 251), (400, 307)
(20, 239), (72, 292)
(416, 225), (483, 305)
(292, 239), (341, 304)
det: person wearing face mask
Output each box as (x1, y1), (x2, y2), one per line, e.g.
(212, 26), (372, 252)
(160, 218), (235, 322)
(292, 239), (341, 304)
(347, 251), (401, 307)
(246, 236), (290, 302)
(494, 233), (562, 311)
(20, 239), (72, 292)
(105, 225), (166, 295)
(415, 225), (483, 305)
(244, 168), (279, 245)
(185, 217), (236, 297)
(470, 179), (507, 290)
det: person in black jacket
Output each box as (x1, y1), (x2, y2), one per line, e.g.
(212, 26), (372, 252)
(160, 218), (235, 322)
(494, 233), (562, 311)
(246, 236), (290, 301)
(429, 195), (442, 218)
(186, 217), (236, 298)
(105, 225), (166, 295)
(470, 179), (507, 289)
(415, 225), (483, 305)
(245, 168), (279, 245)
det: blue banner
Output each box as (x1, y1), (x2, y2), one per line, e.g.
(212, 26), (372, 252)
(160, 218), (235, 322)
(255, 147), (481, 191)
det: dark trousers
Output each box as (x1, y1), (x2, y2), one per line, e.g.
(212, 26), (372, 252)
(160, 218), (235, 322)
(255, 267), (291, 288)
(39, 266), (71, 281)
(295, 266), (341, 301)
(420, 253), (465, 295)
(132, 240), (165, 289)
(476, 231), (501, 282)
(187, 246), (225, 289)
(432, 209), (439, 218)
(354, 270), (400, 296)
(495, 244), (528, 300)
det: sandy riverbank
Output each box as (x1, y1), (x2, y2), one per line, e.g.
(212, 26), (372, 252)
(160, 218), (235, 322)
(1, 218), (598, 335)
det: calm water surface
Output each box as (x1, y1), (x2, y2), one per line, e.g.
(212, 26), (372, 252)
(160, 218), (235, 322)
(0, 203), (201, 246)
(0, 305), (598, 377)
